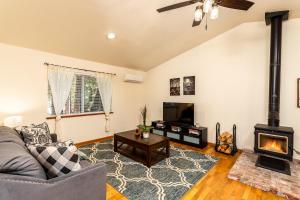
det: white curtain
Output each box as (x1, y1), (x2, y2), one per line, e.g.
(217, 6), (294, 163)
(48, 66), (74, 139)
(96, 73), (112, 133)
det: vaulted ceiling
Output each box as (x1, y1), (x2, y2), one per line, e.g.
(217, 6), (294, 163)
(0, 0), (299, 71)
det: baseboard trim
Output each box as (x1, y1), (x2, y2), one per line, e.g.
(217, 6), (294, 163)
(76, 136), (113, 147)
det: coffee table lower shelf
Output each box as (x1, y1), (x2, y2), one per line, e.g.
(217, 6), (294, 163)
(114, 133), (170, 167)
(115, 145), (168, 167)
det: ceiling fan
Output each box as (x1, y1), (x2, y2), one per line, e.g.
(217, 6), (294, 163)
(157, 0), (254, 29)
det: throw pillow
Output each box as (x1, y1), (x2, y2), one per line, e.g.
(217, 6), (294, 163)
(31, 122), (51, 135)
(27, 144), (81, 179)
(21, 127), (52, 145)
(52, 139), (77, 153)
(19, 122), (52, 145)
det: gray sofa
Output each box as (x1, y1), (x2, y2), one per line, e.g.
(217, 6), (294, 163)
(0, 126), (107, 200)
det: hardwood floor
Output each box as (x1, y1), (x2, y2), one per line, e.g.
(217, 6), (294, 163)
(83, 138), (283, 200)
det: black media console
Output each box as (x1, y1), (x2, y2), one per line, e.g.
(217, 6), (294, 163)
(151, 121), (208, 148)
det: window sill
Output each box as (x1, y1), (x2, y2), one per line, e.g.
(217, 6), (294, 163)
(46, 112), (113, 120)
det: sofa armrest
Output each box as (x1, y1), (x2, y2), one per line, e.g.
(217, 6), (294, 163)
(50, 133), (57, 143)
(0, 162), (107, 200)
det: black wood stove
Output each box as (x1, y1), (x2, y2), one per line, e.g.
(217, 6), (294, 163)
(254, 11), (294, 175)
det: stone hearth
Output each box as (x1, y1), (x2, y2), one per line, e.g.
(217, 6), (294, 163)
(228, 150), (300, 200)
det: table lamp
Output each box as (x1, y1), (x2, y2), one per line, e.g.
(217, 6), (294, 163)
(3, 116), (23, 128)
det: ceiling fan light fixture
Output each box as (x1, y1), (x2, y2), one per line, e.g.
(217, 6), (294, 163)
(194, 6), (203, 22)
(203, 0), (213, 13)
(210, 5), (219, 20)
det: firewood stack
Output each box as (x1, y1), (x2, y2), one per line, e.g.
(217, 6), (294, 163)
(217, 132), (233, 154)
(215, 123), (237, 155)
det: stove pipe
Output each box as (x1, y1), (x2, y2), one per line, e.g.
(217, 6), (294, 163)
(265, 11), (289, 127)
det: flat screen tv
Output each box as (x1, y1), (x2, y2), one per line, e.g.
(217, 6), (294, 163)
(163, 102), (194, 126)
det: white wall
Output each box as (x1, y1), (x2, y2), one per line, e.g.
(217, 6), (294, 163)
(145, 19), (300, 159)
(0, 43), (146, 142)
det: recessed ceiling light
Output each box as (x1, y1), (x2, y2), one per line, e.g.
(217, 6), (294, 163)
(107, 32), (116, 40)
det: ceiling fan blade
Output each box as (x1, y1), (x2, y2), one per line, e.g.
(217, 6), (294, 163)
(192, 19), (201, 27)
(219, 0), (254, 11)
(157, 0), (197, 13)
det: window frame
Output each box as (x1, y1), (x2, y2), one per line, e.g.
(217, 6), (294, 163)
(46, 111), (113, 119)
(47, 73), (109, 118)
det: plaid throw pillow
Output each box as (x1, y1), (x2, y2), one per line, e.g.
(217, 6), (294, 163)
(27, 144), (81, 179)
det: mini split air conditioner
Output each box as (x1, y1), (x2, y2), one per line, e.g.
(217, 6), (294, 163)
(124, 74), (144, 83)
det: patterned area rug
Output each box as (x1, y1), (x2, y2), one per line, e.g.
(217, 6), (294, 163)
(79, 140), (218, 200)
(228, 150), (300, 200)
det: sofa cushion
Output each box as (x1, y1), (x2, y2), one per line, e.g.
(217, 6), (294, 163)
(0, 142), (47, 179)
(0, 126), (25, 147)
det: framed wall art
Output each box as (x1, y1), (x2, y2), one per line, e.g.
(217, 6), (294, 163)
(170, 78), (180, 96)
(183, 76), (195, 95)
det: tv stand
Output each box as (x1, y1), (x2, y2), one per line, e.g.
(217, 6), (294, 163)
(151, 121), (208, 148)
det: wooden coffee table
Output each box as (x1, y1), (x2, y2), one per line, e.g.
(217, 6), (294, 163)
(114, 130), (170, 167)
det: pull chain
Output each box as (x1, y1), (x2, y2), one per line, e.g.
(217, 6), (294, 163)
(205, 15), (208, 31)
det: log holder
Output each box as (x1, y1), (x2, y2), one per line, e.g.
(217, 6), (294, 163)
(215, 123), (238, 155)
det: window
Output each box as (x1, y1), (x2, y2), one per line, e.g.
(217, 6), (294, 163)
(48, 74), (103, 115)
